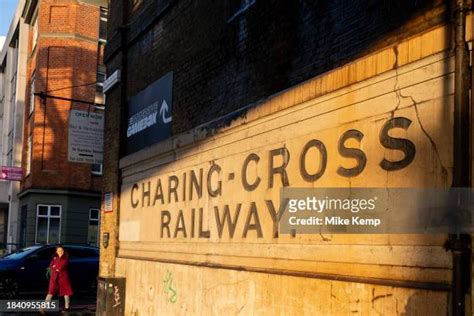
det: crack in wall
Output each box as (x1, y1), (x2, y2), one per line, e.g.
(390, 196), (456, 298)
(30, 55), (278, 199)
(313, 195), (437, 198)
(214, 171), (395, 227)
(391, 46), (402, 116)
(318, 228), (331, 242)
(390, 45), (449, 185)
(384, 46), (401, 209)
(401, 91), (449, 184)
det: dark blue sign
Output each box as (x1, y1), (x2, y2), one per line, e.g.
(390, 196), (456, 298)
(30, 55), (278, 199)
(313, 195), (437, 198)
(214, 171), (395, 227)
(125, 72), (173, 155)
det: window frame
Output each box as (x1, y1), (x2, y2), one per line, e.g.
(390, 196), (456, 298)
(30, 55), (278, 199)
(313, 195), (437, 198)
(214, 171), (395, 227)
(96, 71), (105, 93)
(95, 69), (106, 104)
(35, 204), (62, 244)
(7, 129), (13, 166)
(26, 135), (32, 175)
(29, 72), (35, 115)
(31, 14), (39, 53)
(99, 7), (108, 43)
(88, 208), (100, 247)
(91, 163), (103, 176)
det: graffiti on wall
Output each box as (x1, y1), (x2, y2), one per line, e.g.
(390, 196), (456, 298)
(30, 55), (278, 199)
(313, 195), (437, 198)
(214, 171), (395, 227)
(163, 270), (178, 303)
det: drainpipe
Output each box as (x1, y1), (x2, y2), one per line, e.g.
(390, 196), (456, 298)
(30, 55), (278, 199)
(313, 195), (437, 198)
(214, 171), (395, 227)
(449, 0), (472, 315)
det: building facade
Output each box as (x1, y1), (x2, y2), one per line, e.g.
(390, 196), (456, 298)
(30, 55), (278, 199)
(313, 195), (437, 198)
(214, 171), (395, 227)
(0, 0), (29, 251)
(1, 0), (108, 248)
(101, 0), (473, 314)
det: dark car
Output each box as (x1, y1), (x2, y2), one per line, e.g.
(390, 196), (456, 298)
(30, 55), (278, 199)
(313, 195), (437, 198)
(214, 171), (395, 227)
(0, 244), (99, 298)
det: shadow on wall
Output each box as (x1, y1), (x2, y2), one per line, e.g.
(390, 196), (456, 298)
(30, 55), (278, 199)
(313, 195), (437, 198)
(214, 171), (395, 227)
(123, 0), (450, 134)
(403, 291), (450, 315)
(108, 0), (460, 313)
(24, 43), (102, 192)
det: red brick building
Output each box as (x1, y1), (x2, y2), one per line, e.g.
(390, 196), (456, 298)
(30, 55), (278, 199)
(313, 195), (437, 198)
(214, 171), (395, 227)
(18, 0), (107, 247)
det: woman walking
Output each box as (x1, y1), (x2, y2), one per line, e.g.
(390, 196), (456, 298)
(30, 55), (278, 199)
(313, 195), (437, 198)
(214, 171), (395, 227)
(45, 245), (73, 311)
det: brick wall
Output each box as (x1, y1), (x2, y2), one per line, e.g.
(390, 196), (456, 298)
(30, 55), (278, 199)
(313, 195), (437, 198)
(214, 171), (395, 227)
(99, 0), (456, 278)
(105, 0), (448, 137)
(21, 0), (103, 192)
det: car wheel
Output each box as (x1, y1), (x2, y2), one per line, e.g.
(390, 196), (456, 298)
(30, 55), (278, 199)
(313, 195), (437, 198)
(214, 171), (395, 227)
(1, 277), (19, 299)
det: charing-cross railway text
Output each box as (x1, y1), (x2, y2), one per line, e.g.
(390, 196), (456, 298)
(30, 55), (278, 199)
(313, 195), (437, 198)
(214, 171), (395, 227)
(127, 117), (415, 239)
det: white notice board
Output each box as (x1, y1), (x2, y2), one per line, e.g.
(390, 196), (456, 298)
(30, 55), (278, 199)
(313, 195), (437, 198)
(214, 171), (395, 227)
(68, 110), (104, 164)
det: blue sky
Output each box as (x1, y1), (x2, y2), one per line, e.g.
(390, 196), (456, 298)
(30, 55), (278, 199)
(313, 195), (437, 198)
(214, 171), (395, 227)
(0, 0), (19, 36)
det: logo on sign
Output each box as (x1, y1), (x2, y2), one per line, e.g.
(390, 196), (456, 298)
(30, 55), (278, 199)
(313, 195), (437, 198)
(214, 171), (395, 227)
(0, 166), (23, 181)
(127, 103), (159, 138)
(126, 100), (172, 138)
(125, 72), (173, 155)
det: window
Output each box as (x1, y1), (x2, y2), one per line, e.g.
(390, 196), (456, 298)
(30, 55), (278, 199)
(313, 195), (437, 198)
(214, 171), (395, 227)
(29, 72), (35, 115)
(95, 70), (106, 104)
(9, 73), (17, 150)
(100, 7), (108, 21)
(0, 61), (5, 100)
(96, 71), (105, 92)
(10, 38), (18, 75)
(97, 6), (107, 103)
(31, 247), (56, 260)
(99, 7), (108, 42)
(88, 208), (100, 246)
(35, 205), (61, 244)
(10, 73), (16, 105)
(91, 163), (103, 175)
(7, 129), (13, 166)
(26, 135), (32, 174)
(10, 73), (16, 95)
(97, 42), (105, 65)
(10, 45), (18, 130)
(31, 16), (38, 52)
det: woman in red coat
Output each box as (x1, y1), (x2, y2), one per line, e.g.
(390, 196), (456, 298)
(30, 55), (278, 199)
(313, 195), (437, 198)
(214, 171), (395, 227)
(45, 245), (73, 310)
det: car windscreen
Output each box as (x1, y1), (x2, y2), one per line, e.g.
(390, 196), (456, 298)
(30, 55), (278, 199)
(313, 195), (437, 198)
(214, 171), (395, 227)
(1, 246), (41, 260)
